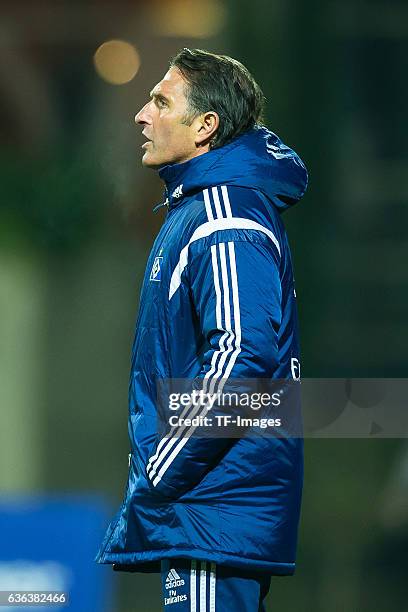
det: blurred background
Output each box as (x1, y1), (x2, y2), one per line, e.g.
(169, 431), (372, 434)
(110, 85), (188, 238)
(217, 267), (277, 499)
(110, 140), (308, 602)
(1, 0), (407, 610)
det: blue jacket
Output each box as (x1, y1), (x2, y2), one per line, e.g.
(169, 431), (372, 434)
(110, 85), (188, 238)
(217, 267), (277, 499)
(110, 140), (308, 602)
(96, 126), (308, 575)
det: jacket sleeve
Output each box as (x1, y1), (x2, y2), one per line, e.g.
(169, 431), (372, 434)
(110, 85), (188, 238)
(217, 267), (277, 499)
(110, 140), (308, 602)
(145, 234), (282, 500)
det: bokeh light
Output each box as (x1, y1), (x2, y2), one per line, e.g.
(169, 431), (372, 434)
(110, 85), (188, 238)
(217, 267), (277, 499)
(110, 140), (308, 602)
(149, 0), (227, 38)
(93, 39), (140, 85)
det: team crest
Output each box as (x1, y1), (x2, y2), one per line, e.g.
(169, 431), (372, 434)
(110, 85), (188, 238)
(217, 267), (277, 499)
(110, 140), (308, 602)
(150, 256), (163, 281)
(265, 135), (286, 160)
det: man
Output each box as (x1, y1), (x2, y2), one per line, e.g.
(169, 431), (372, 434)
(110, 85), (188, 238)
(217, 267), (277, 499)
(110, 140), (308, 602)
(96, 48), (308, 611)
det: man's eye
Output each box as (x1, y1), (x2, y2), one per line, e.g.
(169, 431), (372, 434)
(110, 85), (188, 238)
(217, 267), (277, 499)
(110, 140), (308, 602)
(157, 99), (167, 108)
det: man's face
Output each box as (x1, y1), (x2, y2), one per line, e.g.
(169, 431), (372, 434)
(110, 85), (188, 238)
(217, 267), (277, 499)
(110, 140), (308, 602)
(135, 67), (199, 168)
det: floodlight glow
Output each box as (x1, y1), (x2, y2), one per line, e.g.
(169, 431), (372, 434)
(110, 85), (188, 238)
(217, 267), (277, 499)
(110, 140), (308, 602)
(94, 40), (140, 85)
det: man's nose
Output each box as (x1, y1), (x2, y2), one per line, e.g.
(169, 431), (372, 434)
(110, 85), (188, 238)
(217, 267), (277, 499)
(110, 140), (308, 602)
(134, 102), (151, 125)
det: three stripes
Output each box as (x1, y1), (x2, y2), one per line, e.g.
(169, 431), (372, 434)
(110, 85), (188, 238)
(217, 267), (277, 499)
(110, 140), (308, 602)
(191, 560), (216, 612)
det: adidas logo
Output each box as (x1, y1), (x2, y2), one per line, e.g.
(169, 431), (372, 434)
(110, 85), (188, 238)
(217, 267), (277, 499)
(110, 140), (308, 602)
(171, 184), (183, 199)
(165, 568), (185, 589)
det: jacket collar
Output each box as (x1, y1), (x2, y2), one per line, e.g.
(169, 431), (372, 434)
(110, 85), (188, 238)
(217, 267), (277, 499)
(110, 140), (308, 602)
(155, 126), (308, 214)
(158, 145), (232, 210)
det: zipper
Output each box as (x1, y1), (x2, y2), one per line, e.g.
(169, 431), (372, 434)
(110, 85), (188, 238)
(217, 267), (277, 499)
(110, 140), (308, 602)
(129, 202), (179, 370)
(153, 187), (169, 213)
(153, 197), (169, 213)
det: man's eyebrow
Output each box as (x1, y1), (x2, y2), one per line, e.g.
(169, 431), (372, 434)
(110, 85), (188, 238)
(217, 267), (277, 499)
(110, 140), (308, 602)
(149, 90), (170, 103)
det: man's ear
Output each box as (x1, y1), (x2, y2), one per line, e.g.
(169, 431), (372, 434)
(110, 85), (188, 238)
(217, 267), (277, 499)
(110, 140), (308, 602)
(195, 111), (219, 148)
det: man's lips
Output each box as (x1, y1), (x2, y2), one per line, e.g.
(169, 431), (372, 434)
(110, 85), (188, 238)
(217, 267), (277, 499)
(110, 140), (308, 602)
(142, 131), (153, 148)
(141, 137), (153, 149)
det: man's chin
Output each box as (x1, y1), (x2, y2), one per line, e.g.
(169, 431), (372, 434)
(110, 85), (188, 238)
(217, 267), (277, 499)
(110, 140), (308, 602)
(141, 152), (161, 169)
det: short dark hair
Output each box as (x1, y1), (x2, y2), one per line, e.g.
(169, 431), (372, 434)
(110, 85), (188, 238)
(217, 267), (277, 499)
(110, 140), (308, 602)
(170, 48), (265, 149)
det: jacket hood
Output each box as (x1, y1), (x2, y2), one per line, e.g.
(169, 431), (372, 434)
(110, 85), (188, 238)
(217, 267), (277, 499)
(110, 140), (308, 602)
(158, 125), (308, 212)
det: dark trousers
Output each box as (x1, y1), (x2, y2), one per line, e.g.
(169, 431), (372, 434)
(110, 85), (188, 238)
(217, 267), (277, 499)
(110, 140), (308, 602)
(160, 558), (271, 611)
